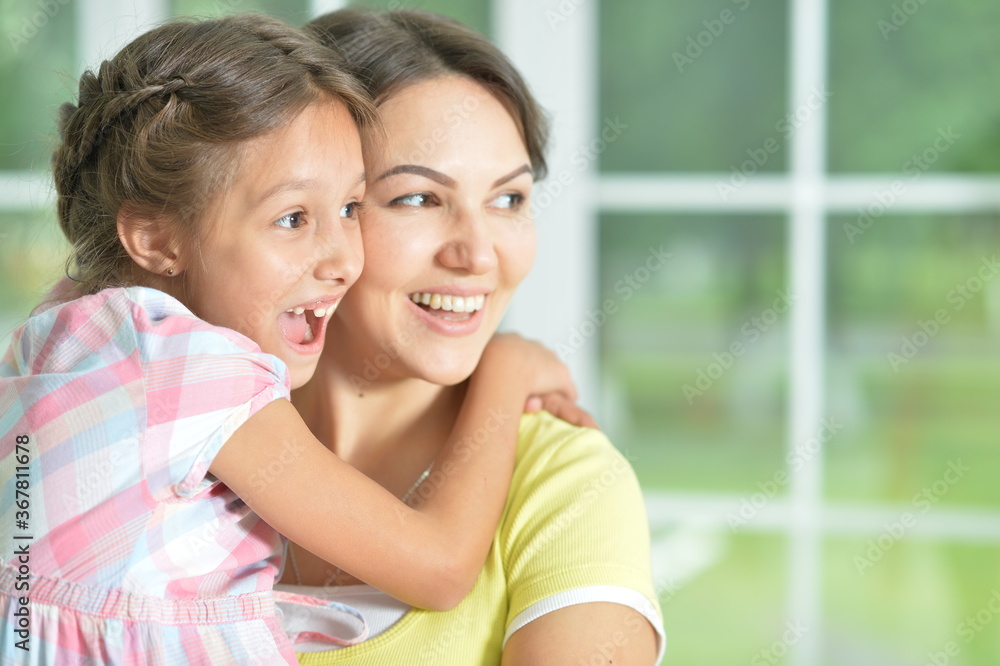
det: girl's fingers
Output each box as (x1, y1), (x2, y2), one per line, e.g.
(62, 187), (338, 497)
(533, 393), (599, 430)
(524, 395), (544, 413)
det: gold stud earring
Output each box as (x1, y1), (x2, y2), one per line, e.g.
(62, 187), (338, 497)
(166, 268), (174, 276)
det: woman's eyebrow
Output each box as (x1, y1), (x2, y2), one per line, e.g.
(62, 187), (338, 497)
(375, 164), (457, 187)
(491, 164), (533, 189)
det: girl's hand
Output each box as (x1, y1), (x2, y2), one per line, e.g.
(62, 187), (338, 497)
(492, 334), (598, 427)
(524, 393), (599, 429)
(479, 333), (577, 401)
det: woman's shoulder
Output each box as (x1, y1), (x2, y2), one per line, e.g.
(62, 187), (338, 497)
(515, 410), (634, 472)
(509, 411), (643, 514)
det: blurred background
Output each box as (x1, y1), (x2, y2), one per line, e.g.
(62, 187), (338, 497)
(2, 0), (999, 664)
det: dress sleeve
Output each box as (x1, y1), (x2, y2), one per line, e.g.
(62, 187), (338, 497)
(501, 412), (665, 657)
(128, 287), (291, 499)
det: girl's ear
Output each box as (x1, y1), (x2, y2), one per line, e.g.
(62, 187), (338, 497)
(117, 206), (187, 278)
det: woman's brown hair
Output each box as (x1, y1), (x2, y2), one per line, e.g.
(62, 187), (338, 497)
(305, 8), (549, 179)
(54, 13), (378, 296)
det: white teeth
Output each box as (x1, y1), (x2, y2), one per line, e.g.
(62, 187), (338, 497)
(286, 304), (336, 319)
(408, 292), (486, 313)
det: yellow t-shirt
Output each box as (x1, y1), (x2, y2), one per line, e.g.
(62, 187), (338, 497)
(298, 411), (663, 665)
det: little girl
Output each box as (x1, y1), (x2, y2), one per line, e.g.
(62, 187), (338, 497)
(0, 14), (577, 664)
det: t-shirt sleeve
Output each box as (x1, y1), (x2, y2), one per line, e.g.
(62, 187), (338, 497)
(501, 412), (664, 653)
(128, 287), (291, 499)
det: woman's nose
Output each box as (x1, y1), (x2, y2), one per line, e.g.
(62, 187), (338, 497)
(437, 208), (498, 275)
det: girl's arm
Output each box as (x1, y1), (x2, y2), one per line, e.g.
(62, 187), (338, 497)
(210, 335), (572, 611)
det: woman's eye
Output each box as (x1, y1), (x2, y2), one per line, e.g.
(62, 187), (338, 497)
(491, 193), (526, 210)
(390, 193), (434, 208)
(274, 212), (304, 229)
(340, 201), (361, 219)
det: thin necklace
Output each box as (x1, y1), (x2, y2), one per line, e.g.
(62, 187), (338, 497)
(288, 464), (433, 586)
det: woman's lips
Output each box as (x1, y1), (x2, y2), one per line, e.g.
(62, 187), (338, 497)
(406, 293), (487, 337)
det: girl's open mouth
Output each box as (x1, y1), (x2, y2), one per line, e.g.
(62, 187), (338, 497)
(278, 301), (338, 353)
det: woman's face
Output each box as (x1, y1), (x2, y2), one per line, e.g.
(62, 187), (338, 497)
(329, 76), (536, 386)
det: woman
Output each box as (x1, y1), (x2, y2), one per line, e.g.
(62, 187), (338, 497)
(278, 8), (664, 664)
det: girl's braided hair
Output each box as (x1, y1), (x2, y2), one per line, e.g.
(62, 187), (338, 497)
(53, 13), (378, 295)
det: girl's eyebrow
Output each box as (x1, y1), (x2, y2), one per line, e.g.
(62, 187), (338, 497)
(256, 178), (320, 204)
(256, 171), (366, 205)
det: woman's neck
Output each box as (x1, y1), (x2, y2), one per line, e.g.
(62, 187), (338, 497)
(292, 354), (466, 495)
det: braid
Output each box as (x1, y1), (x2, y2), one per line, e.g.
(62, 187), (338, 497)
(50, 14), (376, 296)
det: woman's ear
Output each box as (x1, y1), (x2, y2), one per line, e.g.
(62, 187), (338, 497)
(116, 206), (186, 278)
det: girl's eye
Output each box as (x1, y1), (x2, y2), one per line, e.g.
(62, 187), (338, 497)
(274, 212), (304, 229)
(340, 201), (361, 219)
(389, 193), (434, 208)
(491, 193), (526, 210)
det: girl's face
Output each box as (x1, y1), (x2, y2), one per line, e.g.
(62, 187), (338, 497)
(329, 76), (536, 386)
(184, 100), (365, 389)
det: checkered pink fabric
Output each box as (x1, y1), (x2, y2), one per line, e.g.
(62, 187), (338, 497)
(0, 287), (296, 664)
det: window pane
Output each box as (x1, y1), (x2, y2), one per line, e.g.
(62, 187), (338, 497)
(824, 538), (1000, 665)
(662, 533), (788, 664)
(600, 214), (787, 494)
(171, 0), (310, 23)
(826, 214), (1000, 508)
(0, 209), (69, 351)
(600, 0), (787, 172)
(347, 0), (490, 38)
(828, 1), (1000, 172)
(0, 3), (76, 171)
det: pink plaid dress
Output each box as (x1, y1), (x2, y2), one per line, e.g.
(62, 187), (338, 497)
(0, 287), (298, 664)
